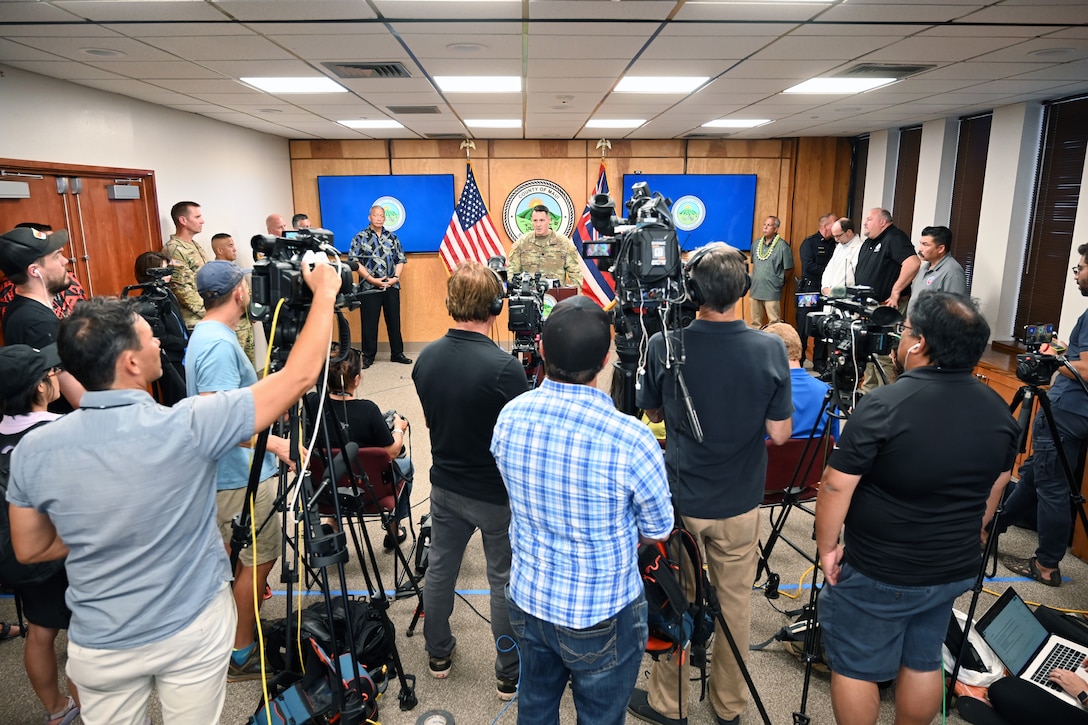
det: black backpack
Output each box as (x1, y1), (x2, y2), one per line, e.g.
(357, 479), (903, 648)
(639, 527), (715, 690)
(0, 422), (63, 588)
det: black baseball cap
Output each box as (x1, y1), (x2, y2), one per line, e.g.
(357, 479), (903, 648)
(0, 227), (70, 276)
(0, 344), (62, 399)
(541, 296), (611, 373)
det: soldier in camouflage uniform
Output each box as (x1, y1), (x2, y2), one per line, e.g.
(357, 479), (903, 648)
(508, 204), (583, 288)
(161, 201), (209, 331)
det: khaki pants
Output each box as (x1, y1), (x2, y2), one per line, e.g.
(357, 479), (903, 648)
(646, 508), (760, 721)
(750, 298), (781, 328)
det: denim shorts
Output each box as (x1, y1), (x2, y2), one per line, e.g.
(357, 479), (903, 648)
(818, 561), (972, 681)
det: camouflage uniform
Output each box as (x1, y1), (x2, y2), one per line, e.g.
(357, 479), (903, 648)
(162, 234), (209, 330)
(508, 230), (583, 287)
(236, 314), (256, 367)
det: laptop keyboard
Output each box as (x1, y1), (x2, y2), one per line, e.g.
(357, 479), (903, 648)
(1030, 643), (1085, 692)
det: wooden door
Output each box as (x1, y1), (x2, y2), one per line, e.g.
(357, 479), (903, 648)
(0, 158), (160, 299)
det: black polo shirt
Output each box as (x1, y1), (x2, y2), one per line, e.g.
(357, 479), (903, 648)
(853, 224), (915, 301)
(798, 232), (836, 293)
(828, 367), (1018, 585)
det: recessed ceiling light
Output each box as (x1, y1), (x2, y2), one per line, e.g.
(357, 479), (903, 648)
(435, 76), (520, 93)
(586, 119), (646, 129)
(240, 77), (347, 94)
(615, 76), (709, 93)
(339, 119), (405, 129)
(783, 78), (897, 94)
(1028, 47), (1077, 59)
(702, 119), (772, 129)
(446, 43), (489, 55)
(80, 48), (126, 58)
(465, 119), (521, 128)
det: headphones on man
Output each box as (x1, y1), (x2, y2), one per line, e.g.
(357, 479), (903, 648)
(683, 242), (751, 307)
(487, 267), (505, 317)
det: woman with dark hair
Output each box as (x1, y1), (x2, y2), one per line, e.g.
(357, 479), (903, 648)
(0, 344), (79, 725)
(307, 346), (413, 549)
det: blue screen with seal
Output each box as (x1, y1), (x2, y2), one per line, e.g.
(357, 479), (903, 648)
(622, 174), (758, 251)
(318, 174), (455, 253)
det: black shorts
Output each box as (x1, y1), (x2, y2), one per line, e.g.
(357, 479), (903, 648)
(16, 569), (71, 630)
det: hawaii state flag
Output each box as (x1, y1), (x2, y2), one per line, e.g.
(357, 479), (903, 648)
(572, 163), (617, 309)
(439, 164), (505, 272)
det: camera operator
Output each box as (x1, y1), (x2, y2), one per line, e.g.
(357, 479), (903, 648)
(492, 297), (673, 723)
(411, 261), (528, 696)
(132, 251), (188, 404)
(629, 243), (793, 725)
(6, 256), (340, 725)
(815, 291), (1018, 725)
(350, 205), (411, 368)
(186, 261), (296, 681)
(508, 204), (583, 288)
(1000, 247), (1088, 587)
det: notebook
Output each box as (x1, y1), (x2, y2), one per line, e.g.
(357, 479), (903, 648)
(976, 587), (1088, 708)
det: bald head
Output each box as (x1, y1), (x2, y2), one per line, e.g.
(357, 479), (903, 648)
(266, 214), (286, 237)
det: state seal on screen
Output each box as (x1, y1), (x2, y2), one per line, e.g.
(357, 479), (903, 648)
(672, 195), (706, 232)
(372, 196), (406, 232)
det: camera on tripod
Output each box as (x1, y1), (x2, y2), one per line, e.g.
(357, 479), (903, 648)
(584, 181), (683, 309)
(250, 228), (354, 315)
(1015, 322), (1064, 386)
(801, 286), (901, 365)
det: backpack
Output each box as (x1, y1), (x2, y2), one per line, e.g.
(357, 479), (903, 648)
(639, 527), (715, 683)
(0, 422), (63, 588)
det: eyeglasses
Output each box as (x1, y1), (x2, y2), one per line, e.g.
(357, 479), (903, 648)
(1074, 266), (1084, 275)
(895, 322), (914, 335)
(46, 366), (62, 377)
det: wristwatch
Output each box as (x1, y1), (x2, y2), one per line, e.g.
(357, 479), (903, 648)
(1078, 690), (1087, 705)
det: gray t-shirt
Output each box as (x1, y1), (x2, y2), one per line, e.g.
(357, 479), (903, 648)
(750, 236), (794, 301)
(908, 254), (967, 314)
(8, 387), (254, 649)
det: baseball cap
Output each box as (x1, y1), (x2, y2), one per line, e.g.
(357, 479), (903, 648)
(541, 296), (611, 373)
(196, 260), (245, 298)
(0, 227), (70, 276)
(0, 343), (62, 399)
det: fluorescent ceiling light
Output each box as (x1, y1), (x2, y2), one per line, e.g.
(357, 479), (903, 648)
(783, 77), (897, 94)
(703, 119), (772, 129)
(586, 119), (645, 129)
(465, 119), (521, 128)
(435, 76), (520, 93)
(241, 77), (346, 94)
(339, 119), (404, 129)
(615, 76), (709, 94)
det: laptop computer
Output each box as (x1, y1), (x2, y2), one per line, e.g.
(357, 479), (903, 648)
(976, 587), (1088, 708)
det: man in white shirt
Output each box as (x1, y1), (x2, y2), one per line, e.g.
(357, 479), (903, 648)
(821, 217), (864, 296)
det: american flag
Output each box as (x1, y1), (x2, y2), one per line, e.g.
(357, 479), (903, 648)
(439, 164), (505, 272)
(571, 162), (617, 308)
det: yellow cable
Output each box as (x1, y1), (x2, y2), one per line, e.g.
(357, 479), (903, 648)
(251, 493), (272, 725)
(981, 586), (1088, 615)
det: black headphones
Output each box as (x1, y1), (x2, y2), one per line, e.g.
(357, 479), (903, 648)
(684, 242), (751, 307)
(487, 268), (505, 317)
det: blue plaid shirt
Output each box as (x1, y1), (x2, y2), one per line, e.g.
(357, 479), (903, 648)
(491, 378), (673, 629)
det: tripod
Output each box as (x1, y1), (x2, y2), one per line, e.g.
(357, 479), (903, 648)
(946, 378), (1088, 708)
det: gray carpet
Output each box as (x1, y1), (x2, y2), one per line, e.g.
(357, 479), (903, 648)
(1, 343), (1086, 725)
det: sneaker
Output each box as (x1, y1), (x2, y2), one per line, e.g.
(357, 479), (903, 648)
(628, 688), (687, 725)
(227, 646), (265, 682)
(497, 676), (518, 701)
(429, 654), (453, 679)
(45, 696), (79, 725)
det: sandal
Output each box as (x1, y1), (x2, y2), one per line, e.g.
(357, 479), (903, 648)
(1002, 555), (1061, 587)
(383, 526), (407, 552)
(0, 622), (27, 641)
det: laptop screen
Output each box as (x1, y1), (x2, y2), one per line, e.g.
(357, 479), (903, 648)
(978, 589), (1050, 675)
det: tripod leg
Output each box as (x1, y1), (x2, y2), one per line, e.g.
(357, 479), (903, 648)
(1036, 393), (1088, 549)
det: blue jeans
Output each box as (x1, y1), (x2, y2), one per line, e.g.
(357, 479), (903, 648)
(506, 588), (647, 725)
(1003, 409), (1087, 568)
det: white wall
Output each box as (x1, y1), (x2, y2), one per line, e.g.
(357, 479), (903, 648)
(913, 118), (958, 233)
(0, 64), (293, 270)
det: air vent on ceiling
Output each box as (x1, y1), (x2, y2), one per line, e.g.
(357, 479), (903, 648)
(426, 133), (466, 140)
(322, 62), (412, 79)
(835, 63), (936, 79)
(387, 105), (441, 115)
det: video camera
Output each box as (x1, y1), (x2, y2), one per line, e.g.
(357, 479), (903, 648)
(799, 286), (901, 367)
(249, 228), (355, 365)
(584, 181), (683, 309)
(1016, 322), (1064, 386)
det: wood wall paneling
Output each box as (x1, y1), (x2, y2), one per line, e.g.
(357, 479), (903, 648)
(290, 138), (852, 346)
